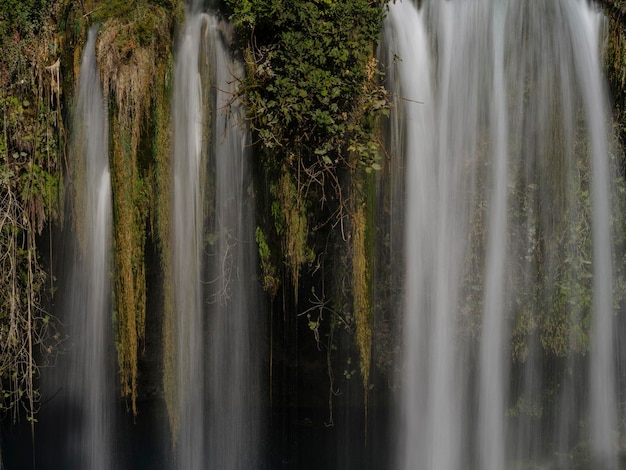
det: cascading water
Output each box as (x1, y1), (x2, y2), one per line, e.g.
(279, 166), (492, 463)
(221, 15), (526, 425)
(46, 26), (115, 469)
(204, 26), (263, 470)
(172, 10), (205, 468)
(172, 6), (262, 469)
(383, 1), (624, 468)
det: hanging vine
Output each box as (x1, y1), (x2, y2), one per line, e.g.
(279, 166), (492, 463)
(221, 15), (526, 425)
(0, 0), (64, 424)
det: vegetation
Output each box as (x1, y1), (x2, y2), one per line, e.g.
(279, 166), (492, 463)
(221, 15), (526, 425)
(256, 225), (279, 297)
(225, 0), (390, 399)
(0, 0), (183, 425)
(350, 170), (374, 406)
(0, 0), (63, 425)
(94, 0), (180, 415)
(226, 0), (388, 287)
(152, 53), (176, 441)
(3, 0), (626, 457)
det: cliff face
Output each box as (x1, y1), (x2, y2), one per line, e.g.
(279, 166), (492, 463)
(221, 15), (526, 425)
(3, 0), (626, 461)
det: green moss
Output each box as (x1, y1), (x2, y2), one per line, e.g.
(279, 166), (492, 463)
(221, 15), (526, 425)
(96, 1), (177, 414)
(352, 202), (371, 396)
(270, 164), (314, 297)
(351, 155), (377, 412)
(109, 111), (144, 414)
(151, 55), (178, 441)
(256, 226), (279, 298)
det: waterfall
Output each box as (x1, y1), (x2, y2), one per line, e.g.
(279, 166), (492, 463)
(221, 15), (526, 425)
(66, 26), (113, 469)
(172, 9), (262, 469)
(383, 1), (623, 468)
(46, 26), (115, 469)
(172, 12), (205, 469)
(204, 24), (262, 470)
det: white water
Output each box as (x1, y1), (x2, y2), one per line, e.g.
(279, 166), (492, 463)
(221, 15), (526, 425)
(172, 9), (262, 469)
(204, 23), (262, 470)
(384, 1), (621, 468)
(173, 11), (205, 469)
(568, 8), (618, 467)
(64, 26), (114, 469)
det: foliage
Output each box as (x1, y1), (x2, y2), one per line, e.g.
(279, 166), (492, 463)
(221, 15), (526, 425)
(0, 0), (50, 37)
(226, 0), (390, 291)
(0, 0), (63, 423)
(95, 0), (178, 415)
(256, 225), (279, 297)
(607, 14), (626, 156)
(150, 50), (176, 438)
(270, 164), (315, 296)
(351, 173), (374, 403)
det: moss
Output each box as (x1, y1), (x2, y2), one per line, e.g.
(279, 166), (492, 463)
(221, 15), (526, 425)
(95, 1), (176, 414)
(352, 201), (372, 398)
(271, 163), (314, 298)
(351, 162), (375, 411)
(109, 111), (145, 414)
(151, 56), (178, 440)
(256, 226), (279, 298)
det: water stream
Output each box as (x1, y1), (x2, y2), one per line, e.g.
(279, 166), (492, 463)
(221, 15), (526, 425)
(383, 1), (623, 468)
(172, 8), (262, 469)
(55, 26), (114, 469)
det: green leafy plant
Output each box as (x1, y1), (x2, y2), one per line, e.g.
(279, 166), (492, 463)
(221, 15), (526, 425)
(225, 0), (389, 293)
